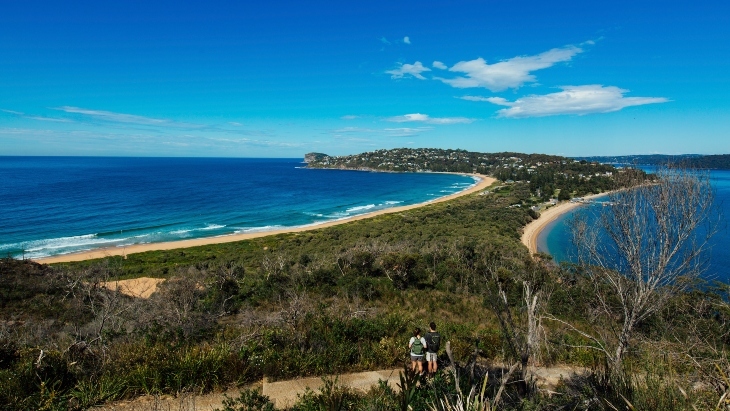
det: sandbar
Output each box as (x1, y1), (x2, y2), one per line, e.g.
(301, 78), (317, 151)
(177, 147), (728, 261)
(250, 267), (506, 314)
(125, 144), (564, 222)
(521, 192), (611, 256)
(36, 174), (496, 264)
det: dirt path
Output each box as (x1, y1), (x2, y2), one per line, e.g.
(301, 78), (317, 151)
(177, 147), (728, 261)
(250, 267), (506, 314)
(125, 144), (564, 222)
(263, 369), (403, 408)
(96, 365), (584, 410)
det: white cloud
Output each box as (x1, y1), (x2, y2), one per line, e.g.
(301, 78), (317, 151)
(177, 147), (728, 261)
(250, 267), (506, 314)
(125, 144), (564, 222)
(459, 96), (491, 102)
(380, 37), (391, 45)
(386, 113), (474, 124)
(435, 45), (583, 91)
(341, 115), (359, 120)
(386, 61), (431, 80)
(403, 36), (411, 44)
(432, 61), (447, 70)
(387, 113), (430, 122)
(55, 106), (169, 125)
(483, 85), (669, 118)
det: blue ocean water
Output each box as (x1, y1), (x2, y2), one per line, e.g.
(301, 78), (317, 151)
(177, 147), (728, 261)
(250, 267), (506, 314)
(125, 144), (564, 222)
(0, 157), (477, 259)
(538, 169), (730, 281)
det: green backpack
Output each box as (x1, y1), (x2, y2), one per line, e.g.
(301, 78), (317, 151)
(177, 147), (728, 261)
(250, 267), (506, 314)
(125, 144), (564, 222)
(411, 338), (424, 355)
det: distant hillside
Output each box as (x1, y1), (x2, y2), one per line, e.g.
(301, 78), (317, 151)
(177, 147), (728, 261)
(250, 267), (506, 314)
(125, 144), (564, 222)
(306, 148), (571, 174)
(574, 154), (730, 169)
(305, 148), (644, 201)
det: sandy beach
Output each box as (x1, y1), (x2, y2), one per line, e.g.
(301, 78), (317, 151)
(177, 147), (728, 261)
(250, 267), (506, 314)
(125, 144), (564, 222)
(36, 173), (496, 264)
(521, 192), (611, 256)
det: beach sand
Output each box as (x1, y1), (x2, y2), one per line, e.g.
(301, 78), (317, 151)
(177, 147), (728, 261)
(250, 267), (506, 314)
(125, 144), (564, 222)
(36, 174), (496, 264)
(521, 192), (611, 256)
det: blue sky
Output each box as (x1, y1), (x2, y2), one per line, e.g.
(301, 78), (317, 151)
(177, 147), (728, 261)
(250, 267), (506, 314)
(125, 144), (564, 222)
(1, 0), (728, 157)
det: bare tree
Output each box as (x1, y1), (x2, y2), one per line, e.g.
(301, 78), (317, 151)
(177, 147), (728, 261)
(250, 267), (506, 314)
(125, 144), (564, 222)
(261, 252), (289, 280)
(481, 251), (550, 397)
(565, 166), (718, 374)
(60, 261), (136, 367)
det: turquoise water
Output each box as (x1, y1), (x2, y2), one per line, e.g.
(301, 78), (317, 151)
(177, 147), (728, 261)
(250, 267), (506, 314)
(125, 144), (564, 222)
(538, 169), (730, 281)
(0, 157), (477, 259)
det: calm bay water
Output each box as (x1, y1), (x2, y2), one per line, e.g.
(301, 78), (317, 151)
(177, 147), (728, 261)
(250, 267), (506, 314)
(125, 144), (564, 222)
(0, 157), (477, 259)
(538, 169), (730, 281)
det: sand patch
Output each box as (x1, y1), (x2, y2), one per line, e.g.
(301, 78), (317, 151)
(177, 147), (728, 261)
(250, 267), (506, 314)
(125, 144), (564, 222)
(101, 277), (165, 299)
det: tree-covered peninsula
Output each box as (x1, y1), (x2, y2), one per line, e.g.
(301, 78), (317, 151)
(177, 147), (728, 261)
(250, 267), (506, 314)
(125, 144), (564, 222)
(306, 148), (636, 201)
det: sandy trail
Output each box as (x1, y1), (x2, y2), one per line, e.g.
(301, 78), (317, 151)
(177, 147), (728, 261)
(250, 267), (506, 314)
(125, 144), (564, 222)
(37, 174), (495, 264)
(521, 192), (611, 256)
(97, 365), (585, 410)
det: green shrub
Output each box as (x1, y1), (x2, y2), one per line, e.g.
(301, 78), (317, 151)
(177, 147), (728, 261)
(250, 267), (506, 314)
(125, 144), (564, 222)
(215, 388), (275, 411)
(290, 377), (362, 411)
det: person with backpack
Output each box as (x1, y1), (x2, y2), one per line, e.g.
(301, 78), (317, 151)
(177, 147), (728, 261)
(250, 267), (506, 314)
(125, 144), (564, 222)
(425, 322), (441, 375)
(408, 327), (427, 374)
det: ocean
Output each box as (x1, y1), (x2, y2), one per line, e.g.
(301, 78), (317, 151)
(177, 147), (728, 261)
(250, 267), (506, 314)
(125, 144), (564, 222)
(538, 169), (730, 281)
(0, 157), (477, 259)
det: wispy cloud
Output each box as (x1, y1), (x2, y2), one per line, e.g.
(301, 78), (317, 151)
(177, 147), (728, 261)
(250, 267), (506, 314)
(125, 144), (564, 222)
(483, 85), (669, 118)
(53, 106), (256, 136)
(403, 36), (411, 44)
(386, 113), (474, 124)
(386, 61), (431, 80)
(379, 36), (391, 45)
(54, 106), (170, 125)
(435, 45), (583, 91)
(332, 126), (374, 134)
(383, 127), (433, 137)
(2, 105), (311, 156)
(1, 109), (24, 115)
(331, 126), (432, 138)
(28, 116), (72, 123)
(341, 115), (359, 120)
(1, 125), (302, 153)
(1, 109), (72, 123)
(432, 61), (447, 70)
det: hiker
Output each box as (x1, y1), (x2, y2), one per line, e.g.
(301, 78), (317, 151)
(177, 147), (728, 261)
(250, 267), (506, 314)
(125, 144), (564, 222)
(408, 327), (427, 374)
(424, 322), (441, 375)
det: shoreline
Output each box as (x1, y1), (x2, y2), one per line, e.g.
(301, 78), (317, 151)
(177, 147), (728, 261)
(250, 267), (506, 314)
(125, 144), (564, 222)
(521, 192), (612, 256)
(36, 173), (496, 264)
